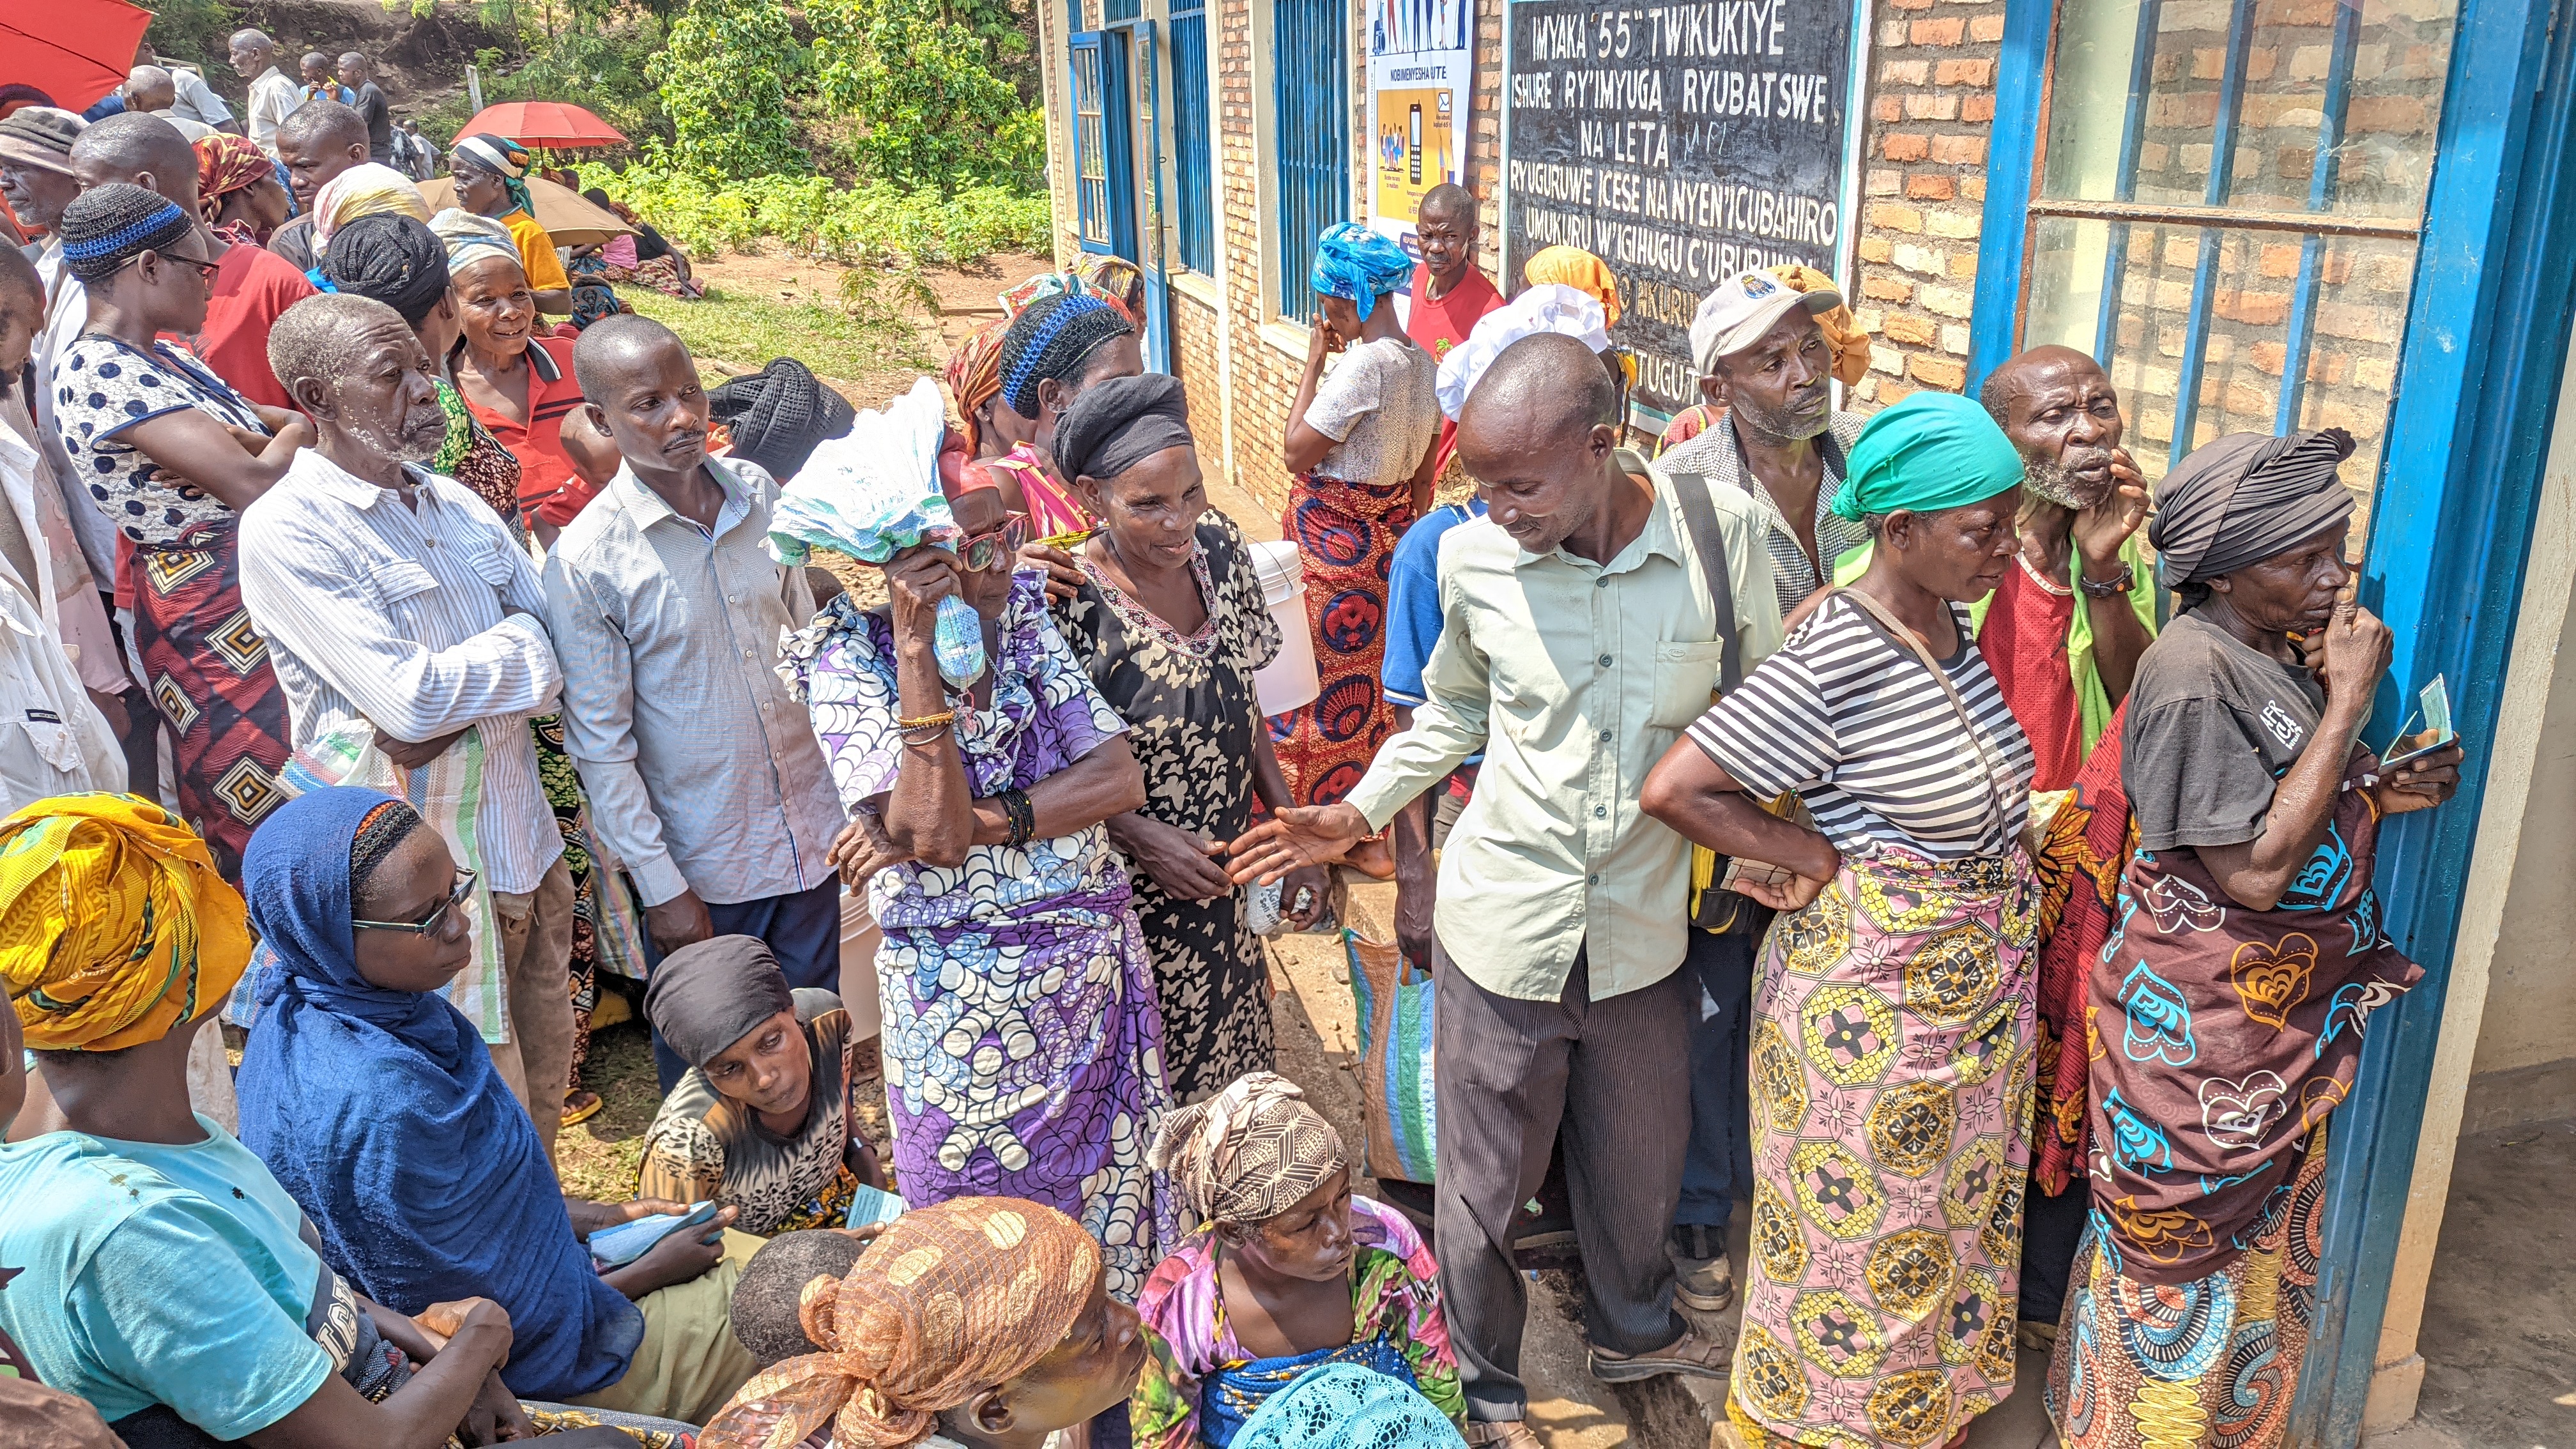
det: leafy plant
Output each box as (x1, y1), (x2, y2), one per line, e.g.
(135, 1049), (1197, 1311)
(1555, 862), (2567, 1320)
(811, 0), (1046, 189)
(141, 0), (240, 73)
(414, 26), (672, 146)
(577, 162), (1050, 266)
(647, 0), (808, 180)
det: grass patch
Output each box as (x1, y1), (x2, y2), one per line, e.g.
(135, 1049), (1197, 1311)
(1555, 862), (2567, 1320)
(621, 282), (929, 379)
(556, 1016), (661, 1203)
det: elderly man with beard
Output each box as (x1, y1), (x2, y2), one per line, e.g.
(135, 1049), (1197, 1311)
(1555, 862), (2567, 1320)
(239, 292), (580, 1160)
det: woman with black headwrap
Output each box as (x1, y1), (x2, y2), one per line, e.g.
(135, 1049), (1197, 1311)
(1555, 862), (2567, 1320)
(2043, 428), (2465, 1449)
(636, 935), (884, 1234)
(1048, 374), (1327, 1101)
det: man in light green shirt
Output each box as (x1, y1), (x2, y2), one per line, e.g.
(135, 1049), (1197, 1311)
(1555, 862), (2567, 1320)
(1230, 334), (1780, 1442)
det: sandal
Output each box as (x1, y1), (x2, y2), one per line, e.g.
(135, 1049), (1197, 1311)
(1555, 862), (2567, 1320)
(1462, 1422), (1544, 1449)
(562, 1090), (603, 1128)
(1589, 1327), (1733, 1383)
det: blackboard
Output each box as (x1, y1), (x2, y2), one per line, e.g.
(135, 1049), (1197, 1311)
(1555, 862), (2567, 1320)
(1501, 0), (1855, 415)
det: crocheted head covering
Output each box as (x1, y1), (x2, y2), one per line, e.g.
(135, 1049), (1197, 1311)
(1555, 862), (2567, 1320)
(1436, 282), (1611, 422)
(313, 162), (429, 250)
(944, 319), (1010, 450)
(1523, 245), (1622, 326)
(194, 132), (275, 224)
(450, 133), (535, 217)
(698, 1197), (1103, 1449)
(324, 213), (452, 326)
(997, 292), (1135, 419)
(1147, 1071), (1347, 1226)
(0, 793), (252, 1053)
(1308, 220), (1413, 321)
(2148, 427), (2358, 587)
(430, 207), (519, 276)
(56, 183), (197, 283)
(707, 356), (858, 483)
(0, 106), (84, 177)
(347, 798), (424, 901)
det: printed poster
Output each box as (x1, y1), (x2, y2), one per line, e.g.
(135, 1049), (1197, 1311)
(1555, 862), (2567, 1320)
(1367, 0), (1473, 260)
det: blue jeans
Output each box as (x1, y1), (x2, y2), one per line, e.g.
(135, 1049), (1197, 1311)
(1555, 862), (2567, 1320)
(646, 878), (845, 1094)
(1675, 924), (1755, 1231)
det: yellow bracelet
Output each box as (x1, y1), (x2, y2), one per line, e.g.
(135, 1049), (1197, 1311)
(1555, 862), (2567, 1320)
(896, 709), (956, 732)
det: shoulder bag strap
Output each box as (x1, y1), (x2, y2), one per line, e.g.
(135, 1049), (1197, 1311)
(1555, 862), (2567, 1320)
(1830, 586), (2015, 852)
(1665, 471), (1742, 693)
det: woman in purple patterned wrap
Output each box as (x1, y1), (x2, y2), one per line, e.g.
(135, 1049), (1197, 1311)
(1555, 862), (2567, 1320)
(782, 482), (1183, 1300)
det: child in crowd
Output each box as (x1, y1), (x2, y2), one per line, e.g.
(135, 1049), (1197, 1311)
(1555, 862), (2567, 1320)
(703, 1199), (1146, 1449)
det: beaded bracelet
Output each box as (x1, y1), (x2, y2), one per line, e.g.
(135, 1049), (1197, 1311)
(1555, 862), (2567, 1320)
(999, 786), (1036, 847)
(896, 709), (956, 731)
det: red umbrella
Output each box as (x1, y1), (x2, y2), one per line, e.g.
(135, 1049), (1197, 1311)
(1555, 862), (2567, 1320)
(3, 0), (153, 113)
(454, 101), (628, 150)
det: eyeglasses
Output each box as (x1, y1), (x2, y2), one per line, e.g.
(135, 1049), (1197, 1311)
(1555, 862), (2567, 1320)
(958, 512), (1031, 572)
(124, 249), (219, 284)
(353, 868), (478, 935)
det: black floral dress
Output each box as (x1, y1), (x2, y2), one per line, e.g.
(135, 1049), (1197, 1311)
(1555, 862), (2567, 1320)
(1055, 513), (1282, 1103)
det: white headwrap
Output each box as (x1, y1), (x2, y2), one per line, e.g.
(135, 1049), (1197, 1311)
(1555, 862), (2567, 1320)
(1434, 283), (1613, 420)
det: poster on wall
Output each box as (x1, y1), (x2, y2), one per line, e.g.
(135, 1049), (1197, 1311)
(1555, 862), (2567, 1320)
(1367, 0), (1473, 261)
(1500, 0), (1857, 418)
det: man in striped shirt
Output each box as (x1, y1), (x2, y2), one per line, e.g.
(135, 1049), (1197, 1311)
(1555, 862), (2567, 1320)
(241, 294), (578, 1158)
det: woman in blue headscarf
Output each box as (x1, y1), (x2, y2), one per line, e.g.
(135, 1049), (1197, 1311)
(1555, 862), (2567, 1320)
(234, 787), (762, 1427)
(1271, 220), (1442, 819)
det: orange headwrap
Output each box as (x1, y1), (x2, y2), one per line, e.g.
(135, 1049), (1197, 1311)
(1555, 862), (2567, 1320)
(194, 134), (274, 227)
(1523, 245), (1622, 326)
(1767, 263), (1873, 387)
(944, 321), (1009, 453)
(0, 793), (250, 1052)
(700, 1197), (1102, 1449)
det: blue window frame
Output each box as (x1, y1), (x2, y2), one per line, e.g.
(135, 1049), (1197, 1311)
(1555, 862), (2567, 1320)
(1272, 0), (1348, 319)
(1170, 0), (1215, 275)
(1070, 31), (1138, 258)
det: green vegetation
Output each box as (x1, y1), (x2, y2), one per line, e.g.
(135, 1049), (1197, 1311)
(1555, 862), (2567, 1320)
(579, 164), (1049, 265)
(619, 281), (931, 379)
(140, 0), (239, 72)
(649, 0), (807, 178)
(417, 26), (673, 146)
(811, 0), (1046, 188)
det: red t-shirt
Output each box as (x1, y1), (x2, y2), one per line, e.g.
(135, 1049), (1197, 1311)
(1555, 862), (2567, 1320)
(1977, 563), (2086, 792)
(1405, 262), (1503, 479)
(459, 334), (597, 528)
(192, 242), (317, 411)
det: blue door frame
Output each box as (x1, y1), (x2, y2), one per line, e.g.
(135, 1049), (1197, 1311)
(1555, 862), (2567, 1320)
(1970, 0), (2576, 1438)
(1071, 19), (1174, 374)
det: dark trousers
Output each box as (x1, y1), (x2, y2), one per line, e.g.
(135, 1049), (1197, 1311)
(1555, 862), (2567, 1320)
(1432, 931), (1694, 1423)
(647, 878), (845, 1092)
(1675, 926), (1756, 1230)
(2021, 1174), (2092, 1326)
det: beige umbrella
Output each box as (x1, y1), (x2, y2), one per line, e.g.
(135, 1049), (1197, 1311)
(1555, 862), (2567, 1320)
(418, 174), (634, 247)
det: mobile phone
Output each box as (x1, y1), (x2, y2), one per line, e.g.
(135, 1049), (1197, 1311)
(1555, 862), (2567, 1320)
(1718, 855), (1796, 894)
(2382, 675), (2456, 771)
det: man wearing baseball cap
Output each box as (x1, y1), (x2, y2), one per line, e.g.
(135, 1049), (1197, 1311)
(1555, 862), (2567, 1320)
(1660, 268), (1869, 620)
(1642, 266), (1867, 1326)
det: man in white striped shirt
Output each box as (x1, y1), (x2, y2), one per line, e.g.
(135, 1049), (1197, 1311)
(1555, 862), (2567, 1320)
(240, 295), (578, 1156)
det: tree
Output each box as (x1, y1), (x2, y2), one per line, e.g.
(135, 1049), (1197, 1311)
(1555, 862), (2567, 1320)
(648, 0), (807, 179)
(813, 0), (1046, 189)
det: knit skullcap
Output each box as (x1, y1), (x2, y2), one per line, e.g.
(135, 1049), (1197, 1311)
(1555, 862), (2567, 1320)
(997, 292), (1134, 420)
(57, 183), (197, 282)
(324, 213), (451, 326)
(708, 356), (856, 484)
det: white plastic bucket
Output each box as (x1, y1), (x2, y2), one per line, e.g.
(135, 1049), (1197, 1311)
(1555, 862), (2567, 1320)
(838, 889), (884, 1040)
(1246, 539), (1320, 715)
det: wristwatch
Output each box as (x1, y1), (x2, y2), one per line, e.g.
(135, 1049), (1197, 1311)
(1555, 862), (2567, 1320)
(2077, 562), (2136, 599)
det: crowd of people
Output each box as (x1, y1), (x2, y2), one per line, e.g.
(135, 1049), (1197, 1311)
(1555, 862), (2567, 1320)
(0, 59), (2472, 1449)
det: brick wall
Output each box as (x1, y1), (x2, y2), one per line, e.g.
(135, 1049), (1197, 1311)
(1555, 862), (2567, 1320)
(1849, 0), (2007, 409)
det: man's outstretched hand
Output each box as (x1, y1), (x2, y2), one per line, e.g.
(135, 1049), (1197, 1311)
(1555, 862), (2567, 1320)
(1227, 804), (1371, 885)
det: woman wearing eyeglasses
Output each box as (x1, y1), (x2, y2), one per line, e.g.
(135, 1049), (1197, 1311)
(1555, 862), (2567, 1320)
(236, 787), (759, 1432)
(783, 478), (1183, 1301)
(47, 183), (309, 882)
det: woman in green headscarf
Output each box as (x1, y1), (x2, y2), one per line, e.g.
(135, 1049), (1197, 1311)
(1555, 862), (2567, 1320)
(1641, 390), (2041, 1448)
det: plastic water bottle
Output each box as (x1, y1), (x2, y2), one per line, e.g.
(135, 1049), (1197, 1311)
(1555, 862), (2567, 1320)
(933, 594), (986, 690)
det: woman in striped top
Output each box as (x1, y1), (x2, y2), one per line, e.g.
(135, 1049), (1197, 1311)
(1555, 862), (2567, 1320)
(1642, 391), (2039, 1449)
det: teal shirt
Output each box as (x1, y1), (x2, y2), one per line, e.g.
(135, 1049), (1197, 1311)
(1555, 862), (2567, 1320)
(1830, 532), (2155, 754)
(0, 1117), (333, 1438)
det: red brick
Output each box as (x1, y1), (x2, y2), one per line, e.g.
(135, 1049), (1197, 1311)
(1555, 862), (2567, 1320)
(1905, 93), (1962, 120)
(2250, 341), (2288, 376)
(1870, 202), (1926, 233)
(1859, 235), (1896, 263)
(1883, 132), (1931, 162)
(1881, 58), (1931, 84)
(2348, 95), (2430, 134)
(1874, 96), (1904, 122)
(1883, 313), (1938, 346)
(1910, 355), (1968, 390)
(1910, 16), (1966, 43)
(1934, 58), (1995, 87)
(1906, 174), (1958, 201)
(1862, 273), (1915, 302)
(1969, 13), (2006, 40)
(1963, 93), (1997, 122)
(2214, 289), (2290, 326)
(1930, 134), (1987, 165)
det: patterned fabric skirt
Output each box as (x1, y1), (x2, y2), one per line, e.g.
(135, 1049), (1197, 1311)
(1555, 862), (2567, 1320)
(876, 899), (1181, 1301)
(133, 533), (291, 882)
(2026, 707), (2135, 1196)
(604, 254), (704, 299)
(532, 713), (647, 1096)
(1729, 845), (2039, 1448)
(1131, 879), (1276, 1105)
(2044, 1124), (2330, 1449)
(1266, 471), (1412, 808)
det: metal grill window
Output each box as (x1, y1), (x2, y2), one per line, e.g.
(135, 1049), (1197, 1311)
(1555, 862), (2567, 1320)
(1071, 41), (1113, 250)
(1171, 0), (1215, 275)
(2019, 0), (2459, 513)
(1272, 0), (1349, 319)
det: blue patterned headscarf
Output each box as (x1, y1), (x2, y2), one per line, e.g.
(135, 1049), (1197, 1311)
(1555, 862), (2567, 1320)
(1309, 221), (1414, 321)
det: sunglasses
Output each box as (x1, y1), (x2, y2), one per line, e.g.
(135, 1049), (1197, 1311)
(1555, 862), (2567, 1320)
(958, 513), (1031, 572)
(126, 248), (219, 284)
(353, 867), (478, 935)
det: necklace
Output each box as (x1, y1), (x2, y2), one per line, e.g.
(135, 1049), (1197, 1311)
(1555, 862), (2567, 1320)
(2016, 551), (2074, 597)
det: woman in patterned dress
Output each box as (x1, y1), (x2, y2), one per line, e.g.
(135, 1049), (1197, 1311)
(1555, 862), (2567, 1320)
(783, 481), (1180, 1299)
(1273, 224), (1439, 816)
(2044, 429), (2461, 1449)
(48, 185), (303, 880)
(1048, 374), (1329, 1102)
(1642, 392), (2040, 1447)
